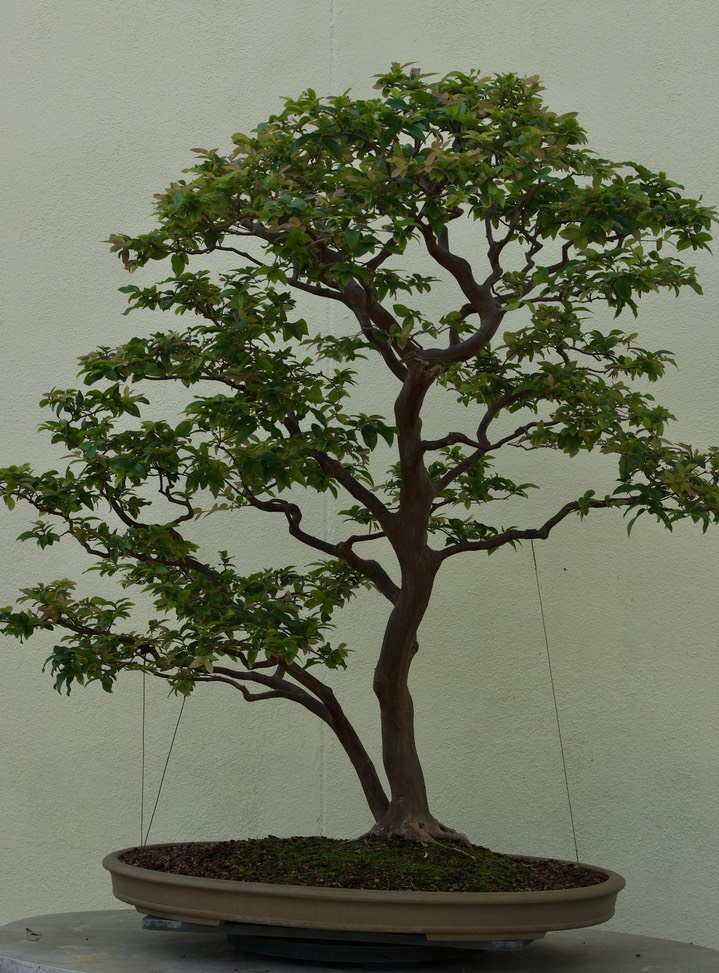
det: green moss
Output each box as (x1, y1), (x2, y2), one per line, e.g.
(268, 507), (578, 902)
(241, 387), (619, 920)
(200, 836), (528, 892)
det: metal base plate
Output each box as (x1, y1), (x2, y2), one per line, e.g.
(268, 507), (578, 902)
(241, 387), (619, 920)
(143, 914), (531, 968)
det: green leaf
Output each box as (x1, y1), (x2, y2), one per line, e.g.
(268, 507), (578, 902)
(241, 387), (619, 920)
(360, 426), (378, 450)
(392, 303), (413, 318)
(171, 253), (188, 276)
(168, 191), (185, 213)
(613, 276), (633, 300)
(174, 419), (193, 437)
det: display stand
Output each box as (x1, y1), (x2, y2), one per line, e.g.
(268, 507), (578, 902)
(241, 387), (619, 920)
(1, 911), (718, 972)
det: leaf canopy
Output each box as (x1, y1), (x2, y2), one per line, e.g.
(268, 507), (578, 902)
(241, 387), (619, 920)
(2, 65), (718, 699)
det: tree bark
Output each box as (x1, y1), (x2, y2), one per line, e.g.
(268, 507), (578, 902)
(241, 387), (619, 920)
(370, 564), (468, 843)
(364, 359), (468, 841)
(371, 574), (434, 836)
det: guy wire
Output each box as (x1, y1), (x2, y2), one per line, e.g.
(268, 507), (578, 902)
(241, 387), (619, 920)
(142, 686), (187, 846)
(141, 670), (146, 846)
(530, 540), (580, 864)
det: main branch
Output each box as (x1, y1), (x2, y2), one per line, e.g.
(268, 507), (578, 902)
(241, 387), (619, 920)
(437, 497), (635, 560)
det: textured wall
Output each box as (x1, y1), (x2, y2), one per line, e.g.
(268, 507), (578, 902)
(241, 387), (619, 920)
(1, 0), (718, 950)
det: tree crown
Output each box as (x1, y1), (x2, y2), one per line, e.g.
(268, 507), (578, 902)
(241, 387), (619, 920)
(1, 64), (717, 700)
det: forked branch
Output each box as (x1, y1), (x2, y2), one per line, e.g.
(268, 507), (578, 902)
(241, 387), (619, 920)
(241, 490), (399, 604)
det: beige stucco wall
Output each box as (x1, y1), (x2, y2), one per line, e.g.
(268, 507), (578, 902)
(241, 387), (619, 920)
(1, 0), (718, 950)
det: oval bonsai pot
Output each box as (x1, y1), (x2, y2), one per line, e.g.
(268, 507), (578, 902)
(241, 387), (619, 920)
(103, 844), (625, 943)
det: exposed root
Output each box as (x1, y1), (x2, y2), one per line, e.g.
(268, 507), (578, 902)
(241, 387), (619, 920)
(436, 821), (474, 849)
(363, 816), (476, 859)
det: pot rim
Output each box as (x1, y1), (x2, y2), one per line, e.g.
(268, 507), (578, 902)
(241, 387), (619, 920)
(103, 843), (626, 905)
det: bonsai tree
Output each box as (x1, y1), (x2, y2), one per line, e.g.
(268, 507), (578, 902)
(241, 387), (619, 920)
(2, 65), (717, 844)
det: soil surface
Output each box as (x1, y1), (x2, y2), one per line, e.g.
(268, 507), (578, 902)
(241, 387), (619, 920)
(121, 836), (608, 893)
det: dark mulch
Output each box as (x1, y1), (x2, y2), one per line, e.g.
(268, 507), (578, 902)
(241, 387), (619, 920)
(120, 836), (608, 893)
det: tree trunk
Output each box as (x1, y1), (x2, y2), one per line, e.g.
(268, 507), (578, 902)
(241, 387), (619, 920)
(370, 560), (466, 843)
(363, 360), (469, 843)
